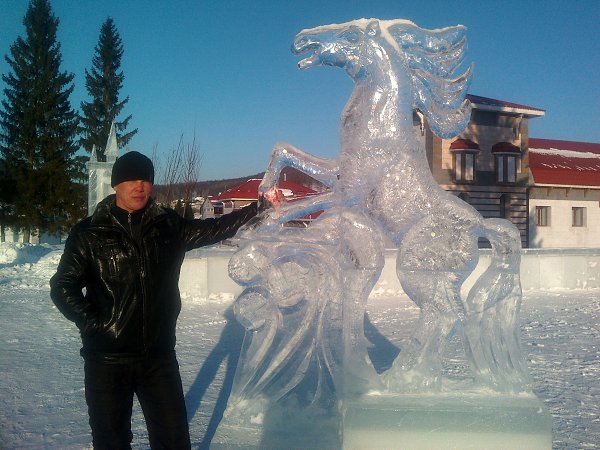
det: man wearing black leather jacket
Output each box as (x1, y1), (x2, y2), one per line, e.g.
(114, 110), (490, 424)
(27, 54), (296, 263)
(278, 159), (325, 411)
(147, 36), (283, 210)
(50, 151), (258, 449)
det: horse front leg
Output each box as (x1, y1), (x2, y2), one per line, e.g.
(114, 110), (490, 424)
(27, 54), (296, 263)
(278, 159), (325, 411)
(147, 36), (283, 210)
(337, 209), (386, 395)
(260, 141), (339, 195)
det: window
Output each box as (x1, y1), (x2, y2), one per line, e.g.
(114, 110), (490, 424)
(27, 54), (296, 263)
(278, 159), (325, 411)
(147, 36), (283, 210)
(535, 206), (550, 227)
(492, 142), (520, 184)
(496, 154), (518, 183)
(453, 151), (476, 183)
(450, 139), (479, 184)
(572, 207), (586, 227)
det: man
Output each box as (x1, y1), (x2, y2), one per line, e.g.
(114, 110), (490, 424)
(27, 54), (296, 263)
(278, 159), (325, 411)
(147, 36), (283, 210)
(50, 151), (258, 449)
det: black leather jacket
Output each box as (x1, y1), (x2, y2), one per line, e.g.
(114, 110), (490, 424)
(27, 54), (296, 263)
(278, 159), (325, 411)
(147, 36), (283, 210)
(50, 194), (257, 362)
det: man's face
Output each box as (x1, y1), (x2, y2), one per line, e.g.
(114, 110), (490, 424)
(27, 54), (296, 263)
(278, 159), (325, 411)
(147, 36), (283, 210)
(114, 180), (153, 213)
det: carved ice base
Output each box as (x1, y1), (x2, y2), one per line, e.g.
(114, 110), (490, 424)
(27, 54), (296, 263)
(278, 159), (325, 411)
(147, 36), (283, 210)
(212, 392), (552, 449)
(342, 392), (552, 450)
(212, 404), (341, 449)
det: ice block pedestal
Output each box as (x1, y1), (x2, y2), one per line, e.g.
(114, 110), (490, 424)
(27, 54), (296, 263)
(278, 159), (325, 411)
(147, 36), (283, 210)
(212, 407), (341, 449)
(343, 393), (552, 449)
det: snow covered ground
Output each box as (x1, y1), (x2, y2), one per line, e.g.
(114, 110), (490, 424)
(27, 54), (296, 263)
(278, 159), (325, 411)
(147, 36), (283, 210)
(0, 242), (598, 449)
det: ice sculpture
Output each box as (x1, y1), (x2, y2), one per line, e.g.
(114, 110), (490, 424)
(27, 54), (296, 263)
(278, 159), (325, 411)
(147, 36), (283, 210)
(214, 18), (550, 449)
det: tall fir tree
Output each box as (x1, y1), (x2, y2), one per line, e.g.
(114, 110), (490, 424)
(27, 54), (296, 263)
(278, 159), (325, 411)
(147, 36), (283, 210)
(0, 0), (84, 242)
(80, 17), (137, 160)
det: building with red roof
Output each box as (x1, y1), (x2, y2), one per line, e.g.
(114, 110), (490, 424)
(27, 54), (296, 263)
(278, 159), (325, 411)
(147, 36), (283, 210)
(429, 94), (546, 247)
(527, 139), (600, 248)
(201, 177), (322, 223)
(425, 94), (598, 248)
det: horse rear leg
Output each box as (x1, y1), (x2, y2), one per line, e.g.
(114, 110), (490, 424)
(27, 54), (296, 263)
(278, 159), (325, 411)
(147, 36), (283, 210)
(383, 270), (462, 391)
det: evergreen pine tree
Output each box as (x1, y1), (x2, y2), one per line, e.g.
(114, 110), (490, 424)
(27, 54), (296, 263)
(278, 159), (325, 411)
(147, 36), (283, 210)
(0, 0), (83, 242)
(80, 17), (137, 160)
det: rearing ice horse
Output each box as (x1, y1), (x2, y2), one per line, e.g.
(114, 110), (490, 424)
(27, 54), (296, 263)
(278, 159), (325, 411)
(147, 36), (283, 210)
(259, 18), (530, 393)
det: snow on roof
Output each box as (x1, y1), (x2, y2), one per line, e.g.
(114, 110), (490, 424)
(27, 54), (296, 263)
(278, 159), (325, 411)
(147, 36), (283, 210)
(528, 138), (600, 188)
(529, 138), (600, 155)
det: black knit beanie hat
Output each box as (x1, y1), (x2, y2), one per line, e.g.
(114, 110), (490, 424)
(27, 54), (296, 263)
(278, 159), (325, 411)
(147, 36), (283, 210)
(111, 151), (155, 187)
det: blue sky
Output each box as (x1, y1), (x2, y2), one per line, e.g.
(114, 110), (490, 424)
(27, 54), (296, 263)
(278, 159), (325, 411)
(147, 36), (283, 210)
(1, 0), (599, 181)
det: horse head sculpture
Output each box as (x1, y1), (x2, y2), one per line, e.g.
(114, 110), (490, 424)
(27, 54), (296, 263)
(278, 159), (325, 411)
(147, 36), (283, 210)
(293, 18), (473, 139)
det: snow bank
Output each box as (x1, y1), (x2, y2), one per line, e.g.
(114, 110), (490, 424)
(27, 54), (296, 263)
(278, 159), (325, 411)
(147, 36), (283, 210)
(181, 247), (600, 300)
(1, 243), (598, 299)
(0, 242), (56, 265)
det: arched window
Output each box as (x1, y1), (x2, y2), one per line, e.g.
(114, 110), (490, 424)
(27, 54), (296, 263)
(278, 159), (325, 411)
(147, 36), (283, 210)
(492, 142), (521, 184)
(450, 139), (480, 184)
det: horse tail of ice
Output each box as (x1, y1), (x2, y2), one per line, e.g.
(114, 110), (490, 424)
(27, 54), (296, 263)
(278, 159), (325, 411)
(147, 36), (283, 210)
(462, 218), (532, 392)
(386, 21), (473, 138)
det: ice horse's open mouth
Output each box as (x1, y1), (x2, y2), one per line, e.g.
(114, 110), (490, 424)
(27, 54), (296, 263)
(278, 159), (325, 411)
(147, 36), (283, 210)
(292, 36), (321, 69)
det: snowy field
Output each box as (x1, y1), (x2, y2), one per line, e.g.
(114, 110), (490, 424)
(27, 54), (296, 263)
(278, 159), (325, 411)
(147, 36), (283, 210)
(0, 242), (599, 449)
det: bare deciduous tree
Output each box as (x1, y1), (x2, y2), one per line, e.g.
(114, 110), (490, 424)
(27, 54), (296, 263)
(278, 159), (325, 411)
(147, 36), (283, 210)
(153, 133), (203, 216)
(180, 133), (202, 217)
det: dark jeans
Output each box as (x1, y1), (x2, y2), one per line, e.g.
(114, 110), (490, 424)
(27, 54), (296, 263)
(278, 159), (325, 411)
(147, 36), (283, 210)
(84, 355), (191, 450)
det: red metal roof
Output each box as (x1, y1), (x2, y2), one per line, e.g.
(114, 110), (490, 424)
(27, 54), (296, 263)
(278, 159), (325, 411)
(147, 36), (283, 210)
(529, 138), (600, 155)
(450, 138), (480, 150)
(210, 178), (319, 202)
(528, 138), (600, 187)
(492, 142), (521, 153)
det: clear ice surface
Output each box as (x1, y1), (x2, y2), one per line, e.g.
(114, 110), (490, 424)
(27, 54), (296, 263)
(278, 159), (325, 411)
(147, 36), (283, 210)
(214, 18), (540, 448)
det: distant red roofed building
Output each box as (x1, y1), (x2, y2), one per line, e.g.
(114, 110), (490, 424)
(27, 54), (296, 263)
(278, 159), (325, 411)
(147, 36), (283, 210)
(201, 178), (322, 224)
(211, 178), (319, 203)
